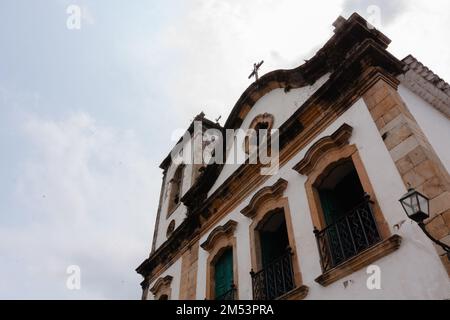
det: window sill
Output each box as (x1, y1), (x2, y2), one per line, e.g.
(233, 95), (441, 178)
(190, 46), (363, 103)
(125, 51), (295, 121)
(276, 285), (309, 300)
(315, 235), (402, 287)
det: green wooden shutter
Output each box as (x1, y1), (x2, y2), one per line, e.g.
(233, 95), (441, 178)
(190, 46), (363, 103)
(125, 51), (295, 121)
(319, 190), (341, 225)
(214, 249), (233, 298)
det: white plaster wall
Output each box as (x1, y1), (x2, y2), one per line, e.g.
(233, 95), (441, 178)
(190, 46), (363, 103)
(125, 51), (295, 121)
(281, 99), (449, 299)
(196, 210), (254, 300)
(195, 98), (449, 300)
(146, 257), (182, 300)
(154, 159), (188, 249)
(154, 134), (198, 249)
(398, 85), (450, 173)
(208, 74), (330, 196)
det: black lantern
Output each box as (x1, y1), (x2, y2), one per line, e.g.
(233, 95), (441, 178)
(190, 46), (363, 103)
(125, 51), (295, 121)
(399, 188), (450, 259)
(399, 188), (429, 223)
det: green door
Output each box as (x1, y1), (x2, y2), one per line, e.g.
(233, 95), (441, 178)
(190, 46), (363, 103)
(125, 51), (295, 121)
(319, 189), (342, 225)
(214, 249), (233, 299)
(260, 222), (289, 267)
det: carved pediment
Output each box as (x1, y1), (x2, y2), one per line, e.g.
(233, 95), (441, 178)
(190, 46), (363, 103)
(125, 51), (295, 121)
(293, 124), (353, 176)
(241, 178), (288, 218)
(150, 275), (173, 295)
(200, 220), (238, 251)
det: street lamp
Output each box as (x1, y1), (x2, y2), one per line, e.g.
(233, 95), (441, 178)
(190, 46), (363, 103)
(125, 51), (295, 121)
(399, 188), (450, 260)
(399, 188), (430, 223)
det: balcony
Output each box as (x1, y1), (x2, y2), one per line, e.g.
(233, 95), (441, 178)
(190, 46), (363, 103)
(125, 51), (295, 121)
(314, 196), (382, 273)
(250, 249), (295, 300)
(214, 285), (236, 301)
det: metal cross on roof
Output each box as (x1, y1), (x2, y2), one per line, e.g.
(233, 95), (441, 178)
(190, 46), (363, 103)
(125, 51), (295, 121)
(248, 60), (264, 82)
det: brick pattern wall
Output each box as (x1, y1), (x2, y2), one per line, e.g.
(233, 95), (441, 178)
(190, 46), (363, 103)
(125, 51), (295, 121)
(179, 241), (199, 299)
(363, 79), (450, 275)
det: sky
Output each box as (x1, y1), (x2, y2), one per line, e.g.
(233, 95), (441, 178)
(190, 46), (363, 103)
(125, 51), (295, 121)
(0, 0), (449, 299)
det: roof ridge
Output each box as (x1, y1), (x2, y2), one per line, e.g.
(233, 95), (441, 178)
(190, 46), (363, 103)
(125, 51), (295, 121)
(402, 55), (450, 94)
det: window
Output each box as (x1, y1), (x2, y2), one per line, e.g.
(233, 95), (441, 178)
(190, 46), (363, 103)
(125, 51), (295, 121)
(251, 209), (295, 300)
(213, 248), (235, 300)
(314, 160), (381, 269)
(168, 164), (185, 215)
(244, 113), (274, 163)
(294, 123), (398, 286)
(241, 179), (308, 300)
(150, 275), (173, 300)
(201, 220), (238, 300)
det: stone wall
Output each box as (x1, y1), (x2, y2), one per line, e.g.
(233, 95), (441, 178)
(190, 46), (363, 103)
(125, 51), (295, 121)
(363, 79), (450, 275)
(179, 240), (199, 299)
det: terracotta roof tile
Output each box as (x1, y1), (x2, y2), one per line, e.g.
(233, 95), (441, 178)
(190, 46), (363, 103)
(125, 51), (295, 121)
(402, 55), (450, 95)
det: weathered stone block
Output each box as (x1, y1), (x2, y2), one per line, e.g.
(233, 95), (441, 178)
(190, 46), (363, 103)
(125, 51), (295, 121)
(430, 192), (450, 216)
(402, 169), (426, 188)
(407, 146), (428, 166)
(396, 156), (414, 175)
(390, 136), (419, 162)
(384, 124), (414, 150)
(382, 106), (402, 124)
(415, 160), (439, 182)
(426, 215), (449, 240)
(419, 177), (446, 199)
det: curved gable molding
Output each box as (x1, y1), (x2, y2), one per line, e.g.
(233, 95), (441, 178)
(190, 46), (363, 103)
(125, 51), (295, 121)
(224, 13), (391, 131)
(241, 178), (288, 218)
(293, 123), (353, 176)
(201, 220), (238, 251)
(150, 275), (173, 295)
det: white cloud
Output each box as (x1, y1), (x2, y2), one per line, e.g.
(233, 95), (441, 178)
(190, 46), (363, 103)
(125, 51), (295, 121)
(0, 112), (157, 299)
(156, 0), (450, 126)
(342, 0), (408, 26)
(161, 0), (343, 122)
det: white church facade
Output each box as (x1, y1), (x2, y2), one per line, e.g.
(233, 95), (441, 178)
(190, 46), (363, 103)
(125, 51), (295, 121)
(137, 13), (450, 300)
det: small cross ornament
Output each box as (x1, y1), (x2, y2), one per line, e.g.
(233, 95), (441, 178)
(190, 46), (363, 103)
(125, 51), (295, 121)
(248, 60), (264, 82)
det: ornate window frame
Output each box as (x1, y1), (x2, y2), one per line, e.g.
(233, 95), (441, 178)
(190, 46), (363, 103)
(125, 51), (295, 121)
(243, 113), (275, 156)
(293, 123), (401, 286)
(241, 178), (309, 300)
(201, 220), (239, 300)
(150, 275), (173, 300)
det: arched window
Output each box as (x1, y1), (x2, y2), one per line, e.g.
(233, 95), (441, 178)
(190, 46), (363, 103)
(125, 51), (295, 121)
(150, 275), (173, 300)
(257, 210), (290, 268)
(168, 164), (185, 215)
(201, 220), (239, 300)
(241, 179), (308, 300)
(294, 123), (398, 287)
(315, 160), (381, 267)
(251, 209), (295, 300)
(244, 113), (274, 163)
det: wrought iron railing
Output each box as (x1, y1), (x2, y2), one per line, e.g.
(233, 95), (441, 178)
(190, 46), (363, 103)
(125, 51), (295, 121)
(250, 249), (295, 300)
(314, 196), (381, 272)
(215, 285), (236, 301)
